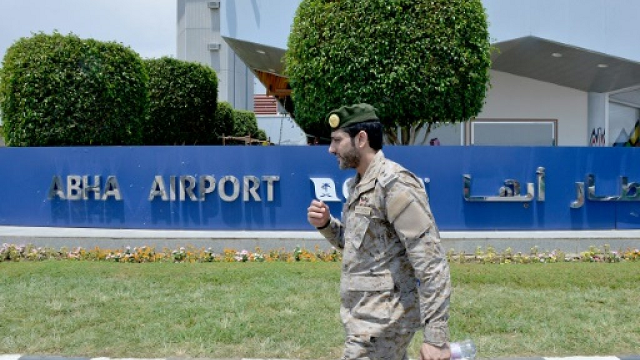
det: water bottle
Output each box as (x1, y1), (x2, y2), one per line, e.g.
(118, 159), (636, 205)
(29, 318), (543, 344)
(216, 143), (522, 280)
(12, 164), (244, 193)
(450, 339), (476, 360)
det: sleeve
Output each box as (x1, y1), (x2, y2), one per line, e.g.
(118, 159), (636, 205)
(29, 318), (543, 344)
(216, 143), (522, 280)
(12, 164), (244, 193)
(317, 215), (345, 250)
(385, 173), (451, 347)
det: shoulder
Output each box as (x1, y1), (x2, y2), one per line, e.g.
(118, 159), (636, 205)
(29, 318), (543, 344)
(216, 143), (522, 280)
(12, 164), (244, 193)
(378, 159), (423, 191)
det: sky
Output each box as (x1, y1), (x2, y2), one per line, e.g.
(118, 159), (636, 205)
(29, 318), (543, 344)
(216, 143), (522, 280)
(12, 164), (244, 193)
(0, 0), (176, 62)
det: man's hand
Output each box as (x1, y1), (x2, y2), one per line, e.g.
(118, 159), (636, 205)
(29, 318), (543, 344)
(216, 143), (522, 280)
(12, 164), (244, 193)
(419, 342), (451, 360)
(307, 199), (330, 228)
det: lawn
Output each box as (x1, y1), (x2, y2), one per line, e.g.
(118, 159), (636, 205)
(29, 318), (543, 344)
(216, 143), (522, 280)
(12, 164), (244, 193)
(1, 261), (638, 359)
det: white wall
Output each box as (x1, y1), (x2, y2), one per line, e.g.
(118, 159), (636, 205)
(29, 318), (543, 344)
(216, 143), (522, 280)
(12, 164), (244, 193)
(256, 116), (307, 145)
(479, 70), (589, 146)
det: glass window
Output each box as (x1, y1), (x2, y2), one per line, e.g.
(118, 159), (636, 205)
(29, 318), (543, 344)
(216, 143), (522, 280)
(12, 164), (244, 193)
(422, 123), (464, 146)
(470, 120), (557, 146)
(609, 102), (640, 147)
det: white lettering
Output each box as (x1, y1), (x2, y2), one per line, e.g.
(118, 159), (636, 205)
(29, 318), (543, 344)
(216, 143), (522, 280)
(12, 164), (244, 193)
(102, 176), (122, 200)
(149, 176), (168, 201)
(148, 174), (279, 202)
(47, 176), (66, 200)
(219, 176), (240, 202)
(48, 175), (122, 201)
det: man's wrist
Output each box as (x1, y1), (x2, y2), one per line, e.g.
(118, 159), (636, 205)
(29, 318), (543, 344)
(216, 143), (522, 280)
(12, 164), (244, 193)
(423, 322), (450, 347)
(316, 219), (331, 230)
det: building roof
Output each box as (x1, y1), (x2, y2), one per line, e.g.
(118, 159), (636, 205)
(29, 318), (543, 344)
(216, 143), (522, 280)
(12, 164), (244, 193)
(222, 36), (289, 98)
(491, 36), (640, 93)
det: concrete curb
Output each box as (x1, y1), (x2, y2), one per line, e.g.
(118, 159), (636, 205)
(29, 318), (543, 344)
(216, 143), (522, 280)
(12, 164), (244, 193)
(2, 226), (640, 254)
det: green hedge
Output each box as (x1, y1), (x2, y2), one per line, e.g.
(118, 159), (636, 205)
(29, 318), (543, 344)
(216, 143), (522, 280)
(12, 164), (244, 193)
(0, 32), (148, 146)
(233, 109), (267, 142)
(213, 101), (235, 143)
(143, 57), (218, 145)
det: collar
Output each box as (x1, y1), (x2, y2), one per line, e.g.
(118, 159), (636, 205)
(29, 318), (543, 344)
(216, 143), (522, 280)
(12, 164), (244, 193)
(358, 150), (385, 185)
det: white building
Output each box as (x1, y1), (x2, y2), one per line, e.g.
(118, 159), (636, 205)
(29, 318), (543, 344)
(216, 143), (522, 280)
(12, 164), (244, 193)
(177, 0), (640, 146)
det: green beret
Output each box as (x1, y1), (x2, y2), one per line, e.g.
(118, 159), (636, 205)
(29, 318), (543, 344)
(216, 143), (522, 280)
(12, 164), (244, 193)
(327, 103), (379, 129)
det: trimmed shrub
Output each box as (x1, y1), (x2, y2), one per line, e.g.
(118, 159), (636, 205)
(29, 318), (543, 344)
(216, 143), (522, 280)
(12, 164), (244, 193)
(211, 101), (235, 144)
(0, 32), (148, 146)
(232, 109), (267, 142)
(143, 57), (218, 145)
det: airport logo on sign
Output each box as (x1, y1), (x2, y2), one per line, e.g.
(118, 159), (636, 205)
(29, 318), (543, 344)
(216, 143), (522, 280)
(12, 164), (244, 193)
(310, 177), (351, 202)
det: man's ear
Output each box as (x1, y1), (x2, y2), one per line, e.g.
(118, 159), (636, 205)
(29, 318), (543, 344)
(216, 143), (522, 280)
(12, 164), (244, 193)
(357, 130), (369, 148)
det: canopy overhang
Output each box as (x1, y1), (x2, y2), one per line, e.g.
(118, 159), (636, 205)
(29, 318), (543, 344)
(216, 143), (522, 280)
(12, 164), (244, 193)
(222, 36), (290, 98)
(223, 35), (640, 100)
(491, 36), (640, 93)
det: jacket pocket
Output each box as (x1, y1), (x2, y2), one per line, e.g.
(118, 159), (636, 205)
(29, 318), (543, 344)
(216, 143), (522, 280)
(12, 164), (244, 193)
(348, 272), (393, 322)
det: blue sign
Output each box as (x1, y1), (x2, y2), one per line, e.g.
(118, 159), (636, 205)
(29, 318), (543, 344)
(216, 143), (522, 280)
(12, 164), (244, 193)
(0, 146), (639, 230)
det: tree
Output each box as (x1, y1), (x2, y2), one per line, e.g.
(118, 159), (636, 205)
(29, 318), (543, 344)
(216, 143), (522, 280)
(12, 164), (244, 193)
(285, 0), (491, 144)
(0, 32), (148, 146)
(143, 57), (218, 145)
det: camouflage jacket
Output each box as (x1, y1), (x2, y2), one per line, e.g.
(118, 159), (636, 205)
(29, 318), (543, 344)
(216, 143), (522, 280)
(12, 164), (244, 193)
(318, 151), (451, 346)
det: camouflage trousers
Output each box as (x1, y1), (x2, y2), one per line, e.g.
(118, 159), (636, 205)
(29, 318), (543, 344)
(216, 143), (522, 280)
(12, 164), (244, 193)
(341, 332), (415, 360)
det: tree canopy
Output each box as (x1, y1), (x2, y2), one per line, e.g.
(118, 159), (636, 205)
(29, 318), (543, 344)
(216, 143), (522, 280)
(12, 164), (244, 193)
(285, 0), (491, 144)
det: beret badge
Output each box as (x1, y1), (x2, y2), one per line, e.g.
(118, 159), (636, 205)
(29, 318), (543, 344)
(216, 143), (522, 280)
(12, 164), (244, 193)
(328, 114), (340, 128)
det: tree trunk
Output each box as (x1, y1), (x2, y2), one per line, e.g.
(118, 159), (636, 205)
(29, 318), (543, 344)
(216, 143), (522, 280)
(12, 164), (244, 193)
(384, 123), (433, 145)
(384, 127), (398, 145)
(401, 127), (410, 145)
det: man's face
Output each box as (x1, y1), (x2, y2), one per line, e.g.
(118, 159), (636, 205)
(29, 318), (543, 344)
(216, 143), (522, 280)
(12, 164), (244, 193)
(329, 130), (360, 170)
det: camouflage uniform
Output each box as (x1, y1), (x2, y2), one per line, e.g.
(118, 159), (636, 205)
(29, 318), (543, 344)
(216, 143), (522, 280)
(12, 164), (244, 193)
(318, 150), (451, 360)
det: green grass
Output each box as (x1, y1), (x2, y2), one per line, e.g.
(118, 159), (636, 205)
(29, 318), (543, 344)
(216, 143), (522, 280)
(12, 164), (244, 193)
(1, 261), (639, 359)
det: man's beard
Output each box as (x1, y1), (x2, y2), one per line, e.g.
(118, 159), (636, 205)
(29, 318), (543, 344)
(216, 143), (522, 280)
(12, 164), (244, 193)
(338, 145), (360, 170)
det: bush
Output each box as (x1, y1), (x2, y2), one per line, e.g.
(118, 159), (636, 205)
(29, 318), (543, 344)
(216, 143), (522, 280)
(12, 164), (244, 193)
(211, 101), (235, 144)
(143, 57), (218, 145)
(0, 32), (148, 146)
(232, 109), (267, 142)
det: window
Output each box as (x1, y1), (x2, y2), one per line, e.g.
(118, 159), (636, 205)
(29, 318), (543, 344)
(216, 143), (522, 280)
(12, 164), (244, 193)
(420, 123), (464, 146)
(469, 119), (557, 146)
(609, 87), (640, 147)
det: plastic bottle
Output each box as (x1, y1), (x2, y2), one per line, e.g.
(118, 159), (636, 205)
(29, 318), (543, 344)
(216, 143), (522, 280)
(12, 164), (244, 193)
(450, 339), (477, 360)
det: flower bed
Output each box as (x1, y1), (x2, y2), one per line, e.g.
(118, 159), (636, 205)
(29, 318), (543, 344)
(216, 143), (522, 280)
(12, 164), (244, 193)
(0, 243), (341, 263)
(447, 244), (640, 264)
(1, 242), (638, 264)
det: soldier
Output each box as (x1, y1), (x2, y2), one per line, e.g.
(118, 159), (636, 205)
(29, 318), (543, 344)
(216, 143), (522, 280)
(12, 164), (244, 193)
(307, 103), (452, 360)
